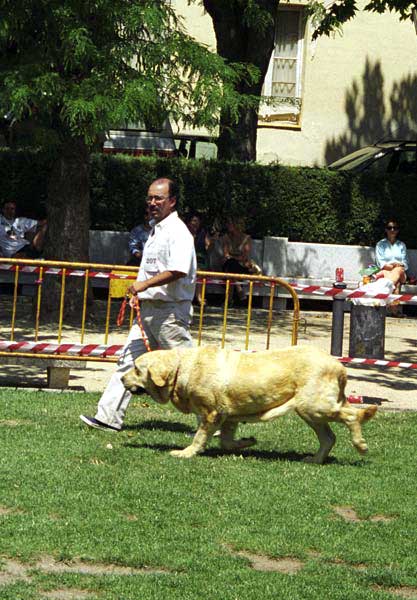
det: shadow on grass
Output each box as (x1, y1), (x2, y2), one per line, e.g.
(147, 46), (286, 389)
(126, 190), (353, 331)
(125, 419), (195, 434)
(122, 440), (360, 465)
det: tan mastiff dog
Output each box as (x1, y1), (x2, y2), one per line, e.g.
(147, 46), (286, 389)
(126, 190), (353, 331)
(122, 345), (377, 463)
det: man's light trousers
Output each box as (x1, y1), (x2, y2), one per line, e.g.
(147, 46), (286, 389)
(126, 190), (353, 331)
(95, 300), (193, 429)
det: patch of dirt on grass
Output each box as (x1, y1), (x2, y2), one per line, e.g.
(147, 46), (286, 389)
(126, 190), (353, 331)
(41, 590), (94, 600)
(0, 419), (32, 426)
(333, 506), (394, 523)
(0, 505), (21, 516)
(0, 555), (169, 586)
(223, 544), (303, 574)
(331, 558), (369, 571)
(333, 506), (362, 522)
(307, 550), (322, 559)
(373, 586), (417, 599)
(35, 556), (169, 576)
(48, 513), (62, 521)
(0, 505), (24, 518)
(369, 514), (394, 523)
(307, 552), (369, 571)
(125, 514), (138, 521)
(0, 558), (32, 585)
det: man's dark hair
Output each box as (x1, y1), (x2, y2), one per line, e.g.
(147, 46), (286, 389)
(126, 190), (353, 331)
(152, 177), (180, 204)
(167, 178), (179, 202)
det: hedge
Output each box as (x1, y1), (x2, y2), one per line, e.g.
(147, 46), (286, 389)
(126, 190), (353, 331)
(1, 149), (416, 247)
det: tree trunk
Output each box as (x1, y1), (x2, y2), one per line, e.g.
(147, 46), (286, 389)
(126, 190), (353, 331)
(42, 136), (91, 317)
(203, 0), (278, 161)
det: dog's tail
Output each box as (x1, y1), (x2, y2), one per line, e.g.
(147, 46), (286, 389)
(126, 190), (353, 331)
(357, 404), (378, 423)
(337, 367), (377, 421)
(337, 368), (348, 405)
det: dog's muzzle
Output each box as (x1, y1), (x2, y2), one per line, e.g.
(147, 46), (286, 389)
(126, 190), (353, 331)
(128, 385), (147, 395)
(121, 373), (146, 395)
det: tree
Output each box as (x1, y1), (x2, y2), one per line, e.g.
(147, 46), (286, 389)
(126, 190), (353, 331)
(0, 0), (249, 314)
(311, 0), (417, 38)
(201, 1), (278, 161)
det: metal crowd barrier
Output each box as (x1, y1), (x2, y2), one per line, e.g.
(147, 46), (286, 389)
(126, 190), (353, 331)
(0, 258), (300, 365)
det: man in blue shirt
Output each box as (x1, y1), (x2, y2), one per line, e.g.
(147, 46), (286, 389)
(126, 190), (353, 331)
(127, 207), (151, 266)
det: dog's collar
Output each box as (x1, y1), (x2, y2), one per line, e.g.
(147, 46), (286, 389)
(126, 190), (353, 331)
(169, 366), (180, 402)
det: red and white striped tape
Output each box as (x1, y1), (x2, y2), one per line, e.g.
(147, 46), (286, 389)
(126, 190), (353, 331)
(338, 356), (417, 369)
(198, 276), (417, 305)
(1, 340), (417, 370)
(1, 263), (416, 304)
(0, 341), (123, 357)
(0, 264), (136, 281)
(288, 281), (417, 305)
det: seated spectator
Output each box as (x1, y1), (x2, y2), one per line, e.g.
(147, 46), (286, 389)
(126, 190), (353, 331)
(375, 219), (408, 316)
(127, 207), (151, 266)
(375, 219), (408, 289)
(0, 199), (47, 258)
(186, 211), (212, 305)
(222, 218), (253, 304)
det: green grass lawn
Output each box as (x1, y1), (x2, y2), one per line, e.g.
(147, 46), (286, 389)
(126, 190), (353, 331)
(1, 389), (416, 600)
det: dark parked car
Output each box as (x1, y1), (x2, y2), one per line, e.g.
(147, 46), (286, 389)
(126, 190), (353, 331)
(328, 140), (417, 174)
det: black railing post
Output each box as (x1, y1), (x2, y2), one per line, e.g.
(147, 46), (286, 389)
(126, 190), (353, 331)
(330, 283), (347, 357)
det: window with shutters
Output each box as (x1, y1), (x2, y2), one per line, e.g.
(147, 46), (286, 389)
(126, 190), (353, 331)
(259, 7), (305, 128)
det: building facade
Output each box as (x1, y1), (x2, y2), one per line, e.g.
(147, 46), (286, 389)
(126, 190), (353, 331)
(173, 0), (417, 166)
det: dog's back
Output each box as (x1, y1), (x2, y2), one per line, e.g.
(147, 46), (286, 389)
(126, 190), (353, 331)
(182, 345), (346, 418)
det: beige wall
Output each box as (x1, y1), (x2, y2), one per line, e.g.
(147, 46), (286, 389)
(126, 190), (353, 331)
(173, 0), (216, 48)
(174, 0), (417, 166)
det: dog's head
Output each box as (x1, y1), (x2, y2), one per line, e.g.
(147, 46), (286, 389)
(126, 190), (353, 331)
(122, 349), (180, 404)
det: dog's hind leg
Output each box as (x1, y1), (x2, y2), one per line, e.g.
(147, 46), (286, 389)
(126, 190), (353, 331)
(258, 399), (297, 421)
(297, 415), (336, 464)
(170, 411), (225, 458)
(227, 399), (296, 423)
(220, 420), (257, 451)
(336, 404), (377, 455)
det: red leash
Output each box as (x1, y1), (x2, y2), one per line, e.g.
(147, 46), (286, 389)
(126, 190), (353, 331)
(117, 295), (152, 353)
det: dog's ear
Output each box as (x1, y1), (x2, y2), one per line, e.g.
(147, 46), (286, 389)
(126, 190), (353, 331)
(148, 362), (170, 388)
(147, 350), (180, 388)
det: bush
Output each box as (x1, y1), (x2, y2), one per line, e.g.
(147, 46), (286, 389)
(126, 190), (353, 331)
(1, 149), (416, 246)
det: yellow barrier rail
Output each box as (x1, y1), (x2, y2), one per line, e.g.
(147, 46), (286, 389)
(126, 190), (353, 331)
(195, 270), (299, 349)
(0, 257), (299, 363)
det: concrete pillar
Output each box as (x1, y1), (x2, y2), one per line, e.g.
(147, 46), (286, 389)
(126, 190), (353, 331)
(349, 305), (386, 359)
(47, 367), (71, 389)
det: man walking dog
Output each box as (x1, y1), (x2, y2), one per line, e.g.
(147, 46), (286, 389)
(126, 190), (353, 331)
(80, 177), (196, 431)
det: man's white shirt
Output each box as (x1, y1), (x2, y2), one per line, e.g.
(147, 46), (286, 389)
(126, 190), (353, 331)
(137, 211), (196, 302)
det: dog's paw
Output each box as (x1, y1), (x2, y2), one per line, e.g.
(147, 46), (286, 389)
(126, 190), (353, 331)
(304, 455), (325, 465)
(355, 442), (368, 455)
(221, 437), (257, 451)
(170, 447), (197, 459)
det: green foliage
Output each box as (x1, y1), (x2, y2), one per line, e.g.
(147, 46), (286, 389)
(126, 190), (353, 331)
(1, 150), (416, 246)
(310, 0), (416, 38)
(0, 148), (50, 217)
(0, 0), (252, 146)
(1, 390), (417, 599)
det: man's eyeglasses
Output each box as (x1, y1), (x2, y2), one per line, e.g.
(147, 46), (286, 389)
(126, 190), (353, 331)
(386, 226), (399, 231)
(146, 195), (171, 204)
